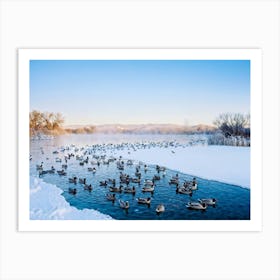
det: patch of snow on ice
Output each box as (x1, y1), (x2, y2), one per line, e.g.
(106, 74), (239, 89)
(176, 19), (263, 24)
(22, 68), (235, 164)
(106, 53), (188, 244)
(30, 176), (113, 220)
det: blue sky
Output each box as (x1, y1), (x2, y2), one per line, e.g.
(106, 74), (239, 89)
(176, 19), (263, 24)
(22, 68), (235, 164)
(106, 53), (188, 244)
(30, 60), (250, 126)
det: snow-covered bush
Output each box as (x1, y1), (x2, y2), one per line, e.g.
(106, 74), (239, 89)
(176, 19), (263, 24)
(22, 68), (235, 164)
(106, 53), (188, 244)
(208, 132), (250, 146)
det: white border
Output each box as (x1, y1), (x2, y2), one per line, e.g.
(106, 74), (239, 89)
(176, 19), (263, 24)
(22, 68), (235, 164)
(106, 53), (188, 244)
(18, 49), (262, 231)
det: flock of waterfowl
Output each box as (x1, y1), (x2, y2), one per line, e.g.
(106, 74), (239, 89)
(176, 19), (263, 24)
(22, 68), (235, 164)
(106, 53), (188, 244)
(33, 141), (217, 217)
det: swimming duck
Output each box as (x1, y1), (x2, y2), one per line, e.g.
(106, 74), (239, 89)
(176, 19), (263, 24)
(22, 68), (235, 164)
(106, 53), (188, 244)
(68, 188), (77, 195)
(124, 186), (136, 194)
(137, 197), (151, 205)
(79, 178), (86, 184)
(119, 199), (129, 209)
(84, 184), (93, 191)
(153, 175), (160, 181)
(100, 180), (108, 187)
(109, 186), (122, 193)
(130, 178), (140, 183)
(176, 186), (192, 195)
(156, 204), (165, 213)
(106, 193), (116, 202)
(57, 170), (67, 176)
(142, 186), (155, 193)
(144, 179), (154, 186)
(198, 198), (216, 206)
(69, 177), (77, 183)
(186, 202), (207, 210)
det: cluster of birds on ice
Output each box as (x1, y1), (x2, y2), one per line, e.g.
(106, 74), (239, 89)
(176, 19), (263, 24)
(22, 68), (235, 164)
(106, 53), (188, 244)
(33, 141), (216, 215)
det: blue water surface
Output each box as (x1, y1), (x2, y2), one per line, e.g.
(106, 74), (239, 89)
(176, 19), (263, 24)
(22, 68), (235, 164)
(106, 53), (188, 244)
(30, 134), (250, 220)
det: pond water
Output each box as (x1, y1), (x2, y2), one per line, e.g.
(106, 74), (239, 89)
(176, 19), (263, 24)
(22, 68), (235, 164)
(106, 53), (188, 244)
(30, 134), (250, 220)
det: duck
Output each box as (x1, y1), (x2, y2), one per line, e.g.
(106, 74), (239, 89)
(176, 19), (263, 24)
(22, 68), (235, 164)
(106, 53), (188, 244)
(84, 184), (93, 191)
(68, 188), (77, 195)
(142, 186), (155, 193)
(144, 179), (154, 186)
(106, 193), (116, 202)
(186, 201), (207, 210)
(198, 198), (216, 206)
(57, 170), (67, 176)
(55, 158), (62, 163)
(62, 164), (67, 169)
(176, 186), (192, 195)
(119, 199), (129, 209)
(123, 186), (136, 194)
(79, 178), (86, 184)
(100, 180), (108, 187)
(130, 178), (140, 183)
(153, 175), (160, 181)
(156, 204), (165, 213)
(69, 177), (77, 183)
(169, 178), (179, 185)
(109, 186), (122, 193)
(137, 197), (151, 205)
(36, 162), (43, 170)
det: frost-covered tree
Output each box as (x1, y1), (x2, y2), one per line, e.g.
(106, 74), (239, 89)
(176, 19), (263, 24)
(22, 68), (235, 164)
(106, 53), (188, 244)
(214, 113), (250, 138)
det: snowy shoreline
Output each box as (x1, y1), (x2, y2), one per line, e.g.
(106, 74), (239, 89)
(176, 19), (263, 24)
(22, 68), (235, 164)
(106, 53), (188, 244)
(111, 145), (250, 188)
(30, 176), (113, 220)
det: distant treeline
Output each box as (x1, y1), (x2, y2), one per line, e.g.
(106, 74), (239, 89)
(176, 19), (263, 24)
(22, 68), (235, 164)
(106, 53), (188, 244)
(65, 126), (96, 134)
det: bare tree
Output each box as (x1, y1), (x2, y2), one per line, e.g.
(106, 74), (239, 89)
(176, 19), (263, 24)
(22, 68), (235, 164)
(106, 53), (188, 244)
(214, 113), (250, 137)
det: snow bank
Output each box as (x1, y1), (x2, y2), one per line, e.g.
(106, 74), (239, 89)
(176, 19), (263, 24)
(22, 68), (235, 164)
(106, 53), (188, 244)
(113, 145), (250, 188)
(30, 177), (113, 220)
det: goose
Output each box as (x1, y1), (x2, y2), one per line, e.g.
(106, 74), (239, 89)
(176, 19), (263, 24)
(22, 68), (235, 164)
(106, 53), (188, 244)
(137, 197), (151, 205)
(198, 198), (216, 206)
(106, 193), (116, 202)
(186, 202), (207, 210)
(109, 186), (122, 193)
(156, 204), (165, 213)
(119, 199), (129, 209)
(142, 186), (155, 193)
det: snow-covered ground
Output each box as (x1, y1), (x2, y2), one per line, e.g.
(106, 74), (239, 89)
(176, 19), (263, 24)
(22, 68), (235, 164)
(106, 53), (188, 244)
(30, 177), (113, 220)
(113, 145), (250, 188)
